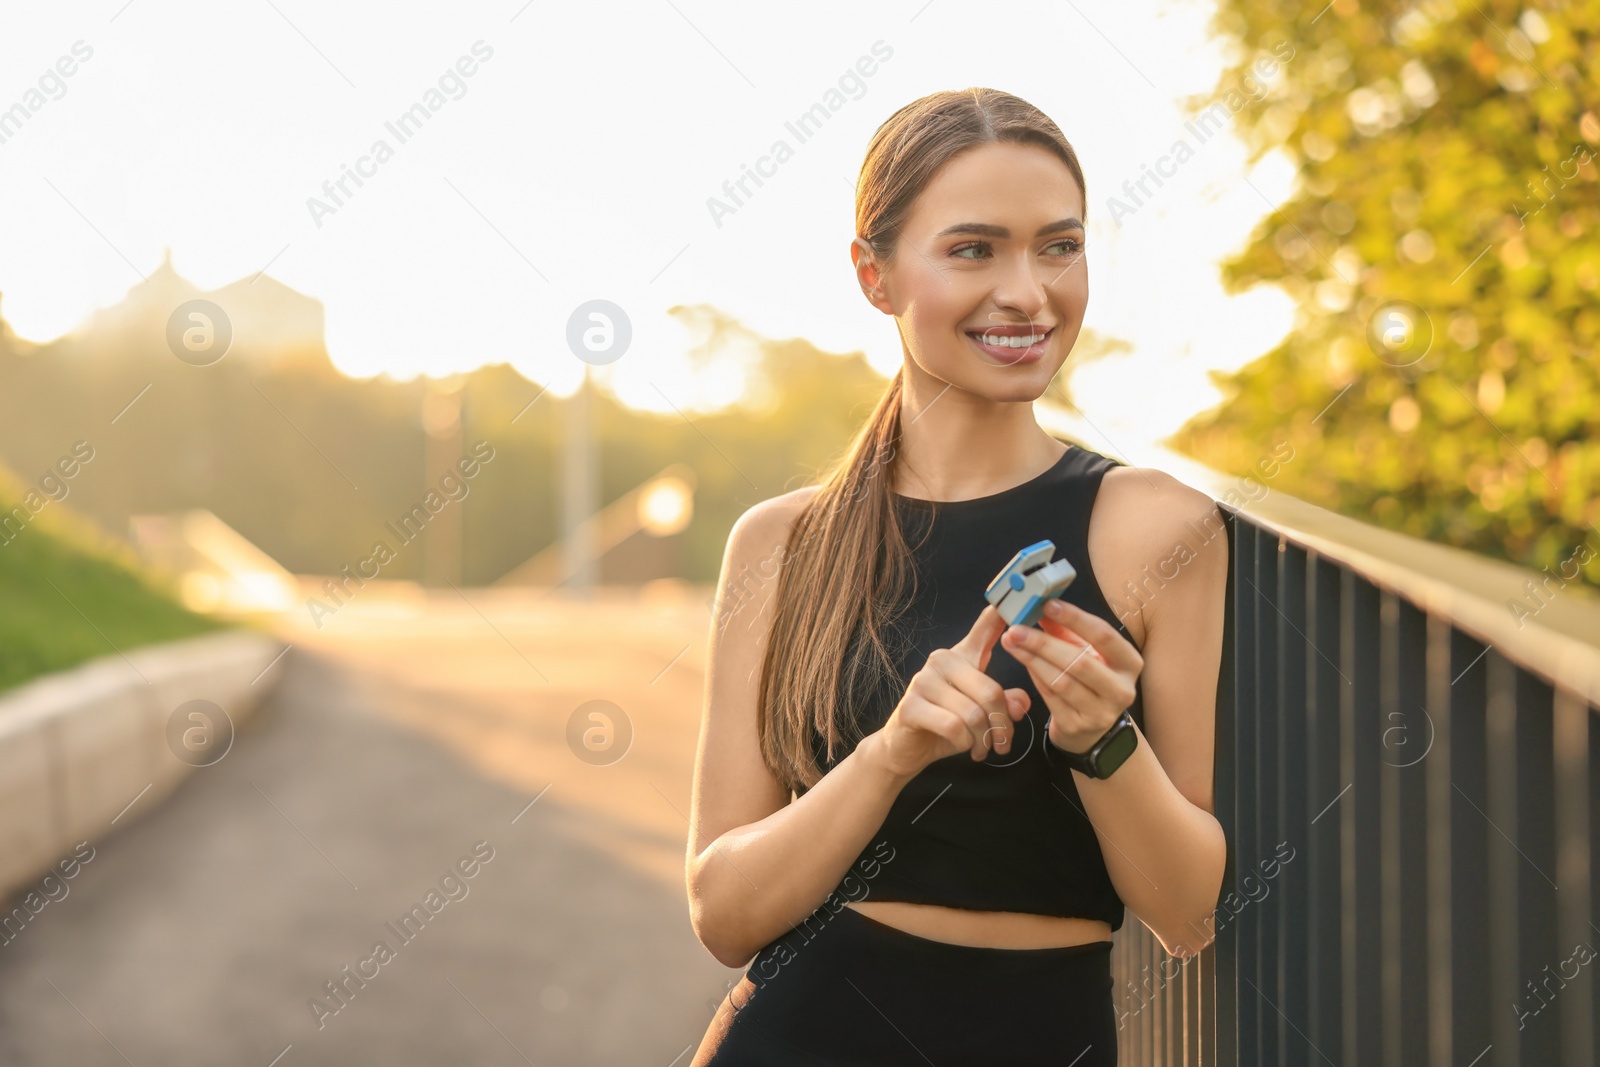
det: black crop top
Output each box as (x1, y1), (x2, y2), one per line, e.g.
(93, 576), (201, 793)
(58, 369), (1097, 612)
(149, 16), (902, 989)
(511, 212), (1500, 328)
(796, 442), (1145, 931)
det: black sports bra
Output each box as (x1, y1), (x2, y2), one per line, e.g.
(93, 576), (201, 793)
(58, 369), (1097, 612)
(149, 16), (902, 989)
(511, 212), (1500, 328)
(796, 442), (1145, 930)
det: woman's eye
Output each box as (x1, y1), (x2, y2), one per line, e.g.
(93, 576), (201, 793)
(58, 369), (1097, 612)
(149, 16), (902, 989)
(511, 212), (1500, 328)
(951, 239), (1083, 259)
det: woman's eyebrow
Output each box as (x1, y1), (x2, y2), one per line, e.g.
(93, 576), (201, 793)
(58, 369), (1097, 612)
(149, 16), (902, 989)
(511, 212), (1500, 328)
(934, 218), (1084, 238)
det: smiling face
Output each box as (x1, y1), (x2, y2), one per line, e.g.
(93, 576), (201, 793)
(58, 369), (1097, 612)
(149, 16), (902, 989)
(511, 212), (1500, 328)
(854, 139), (1088, 403)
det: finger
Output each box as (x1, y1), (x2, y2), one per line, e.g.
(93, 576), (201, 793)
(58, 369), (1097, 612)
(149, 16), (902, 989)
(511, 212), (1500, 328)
(966, 684), (1030, 751)
(908, 670), (996, 760)
(1015, 652), (1107, 741)
(986, 689), (1031, 751)
(1004, 620), (1120, 697)
(1010, 629), (1135, 711)
(985, 688), (1031, 747)
(1035, 655), (1110, 717)
(951, 604), (1009, 671)
(934, 692), (994, 761)
(902, 689), (983, 755)
(1042, 601), (1143, 673)
(974, 703), (1014, 758)
(1031, 625), (1115, 694)
(923, 662), (1012, 759)
(1038, 615), (1097, 657)
(928, 647), (1015, 749)
(957, 688), (1017, 760)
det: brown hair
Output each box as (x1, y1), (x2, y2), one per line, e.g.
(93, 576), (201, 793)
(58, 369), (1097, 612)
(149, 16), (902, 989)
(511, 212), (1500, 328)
(754, 87), (1088, 795)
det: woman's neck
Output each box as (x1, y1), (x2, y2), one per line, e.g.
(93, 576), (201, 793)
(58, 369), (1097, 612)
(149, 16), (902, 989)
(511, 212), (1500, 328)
(891, 401), (1066, 502)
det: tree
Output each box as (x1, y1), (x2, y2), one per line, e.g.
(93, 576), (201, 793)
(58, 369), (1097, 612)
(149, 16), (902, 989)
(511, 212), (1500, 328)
(1171, 0), (1600, 590)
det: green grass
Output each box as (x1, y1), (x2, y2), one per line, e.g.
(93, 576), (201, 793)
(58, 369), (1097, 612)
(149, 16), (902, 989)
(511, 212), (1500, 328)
(0, 481), (233, 694)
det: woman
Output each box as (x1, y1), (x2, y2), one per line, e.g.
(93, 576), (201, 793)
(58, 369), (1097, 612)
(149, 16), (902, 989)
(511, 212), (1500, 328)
(687, 87), (1229, 1065)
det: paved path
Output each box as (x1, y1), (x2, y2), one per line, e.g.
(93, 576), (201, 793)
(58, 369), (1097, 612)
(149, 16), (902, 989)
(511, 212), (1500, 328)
(0, 585), (738, 1066)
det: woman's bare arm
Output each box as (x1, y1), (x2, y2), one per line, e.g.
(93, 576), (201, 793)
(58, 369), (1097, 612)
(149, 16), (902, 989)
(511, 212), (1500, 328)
(1056, 468), (1230, 955)
(688, 487), (1032, 967)
(685, 490), (916, 968)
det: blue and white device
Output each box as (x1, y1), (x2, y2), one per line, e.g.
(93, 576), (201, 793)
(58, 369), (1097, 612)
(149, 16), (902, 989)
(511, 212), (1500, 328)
(984, 540), (1078, 627)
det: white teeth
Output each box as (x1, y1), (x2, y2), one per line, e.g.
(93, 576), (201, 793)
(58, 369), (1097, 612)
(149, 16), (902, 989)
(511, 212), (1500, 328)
(974, 332), (1047, 348)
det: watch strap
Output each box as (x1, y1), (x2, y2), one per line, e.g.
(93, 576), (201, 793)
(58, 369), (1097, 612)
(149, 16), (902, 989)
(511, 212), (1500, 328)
(1044, 708), (1136, 781)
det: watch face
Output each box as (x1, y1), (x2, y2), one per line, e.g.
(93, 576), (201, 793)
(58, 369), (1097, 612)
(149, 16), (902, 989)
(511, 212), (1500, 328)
(1097, 726), (1139, 776)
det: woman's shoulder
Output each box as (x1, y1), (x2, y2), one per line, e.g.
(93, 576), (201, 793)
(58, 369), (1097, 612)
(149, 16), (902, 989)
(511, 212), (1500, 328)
(732, 484), (823, 536)
(1095, 465), (1224, 562)
(714, 486), (827, 648)
(722, 485), (825, 567)
(1097, 463), (1217, 523)
(1087, 464), (1227, 640)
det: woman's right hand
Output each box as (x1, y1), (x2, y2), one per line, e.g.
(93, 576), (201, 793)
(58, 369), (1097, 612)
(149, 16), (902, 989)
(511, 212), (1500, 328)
(873, 604), (1032, 780)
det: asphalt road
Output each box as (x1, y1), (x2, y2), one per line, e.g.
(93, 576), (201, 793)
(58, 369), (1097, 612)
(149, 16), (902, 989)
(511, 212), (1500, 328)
(0, 584), (738, 1066)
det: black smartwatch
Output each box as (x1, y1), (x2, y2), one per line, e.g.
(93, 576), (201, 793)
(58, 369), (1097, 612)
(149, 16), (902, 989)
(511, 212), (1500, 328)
(1044, 708), (1138, 779)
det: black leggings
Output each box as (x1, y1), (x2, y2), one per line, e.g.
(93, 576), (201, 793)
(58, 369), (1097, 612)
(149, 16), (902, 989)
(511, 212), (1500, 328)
(694, 902), (1118, 1066)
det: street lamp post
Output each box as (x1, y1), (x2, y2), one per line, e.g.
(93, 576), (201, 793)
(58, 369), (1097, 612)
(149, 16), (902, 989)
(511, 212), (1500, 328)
(562, 365), (598, 599)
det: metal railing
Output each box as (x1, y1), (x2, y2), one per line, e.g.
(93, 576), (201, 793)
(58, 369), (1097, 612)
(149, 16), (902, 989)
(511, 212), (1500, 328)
(1031, 413), (1600, 1067)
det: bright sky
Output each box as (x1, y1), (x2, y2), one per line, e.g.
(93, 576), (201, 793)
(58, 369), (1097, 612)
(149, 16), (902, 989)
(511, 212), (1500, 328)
(0, 0), (1297, 447)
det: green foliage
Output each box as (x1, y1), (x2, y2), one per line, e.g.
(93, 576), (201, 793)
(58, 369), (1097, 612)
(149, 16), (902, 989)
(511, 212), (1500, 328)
(0, 469), (227, 694)
(1171, 0), (1600, 587)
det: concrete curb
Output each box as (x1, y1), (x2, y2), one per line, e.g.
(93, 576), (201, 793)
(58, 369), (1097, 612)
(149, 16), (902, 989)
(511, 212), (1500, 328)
(0, 628), (288, 900)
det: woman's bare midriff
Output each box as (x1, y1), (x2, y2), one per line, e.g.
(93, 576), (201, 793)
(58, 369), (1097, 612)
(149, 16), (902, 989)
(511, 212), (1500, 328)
(845, 900), (1112, 949)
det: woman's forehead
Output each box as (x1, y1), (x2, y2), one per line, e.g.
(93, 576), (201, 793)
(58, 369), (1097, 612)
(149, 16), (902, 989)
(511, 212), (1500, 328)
(905, 143), (1085, 233)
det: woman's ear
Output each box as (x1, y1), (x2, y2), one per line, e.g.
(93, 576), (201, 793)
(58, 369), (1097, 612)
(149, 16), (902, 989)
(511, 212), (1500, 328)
(851, 237), (892, 314)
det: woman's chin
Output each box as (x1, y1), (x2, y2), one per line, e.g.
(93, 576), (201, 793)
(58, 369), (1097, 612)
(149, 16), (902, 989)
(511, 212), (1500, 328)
(948, 371), (1055, 405)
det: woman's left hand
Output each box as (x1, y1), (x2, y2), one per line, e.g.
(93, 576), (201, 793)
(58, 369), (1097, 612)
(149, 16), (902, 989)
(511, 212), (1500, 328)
(999, 599), (1144, 754)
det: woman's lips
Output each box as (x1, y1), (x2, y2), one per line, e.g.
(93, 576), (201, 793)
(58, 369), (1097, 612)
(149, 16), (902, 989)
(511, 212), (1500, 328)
(966, 327), (1052, 365)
